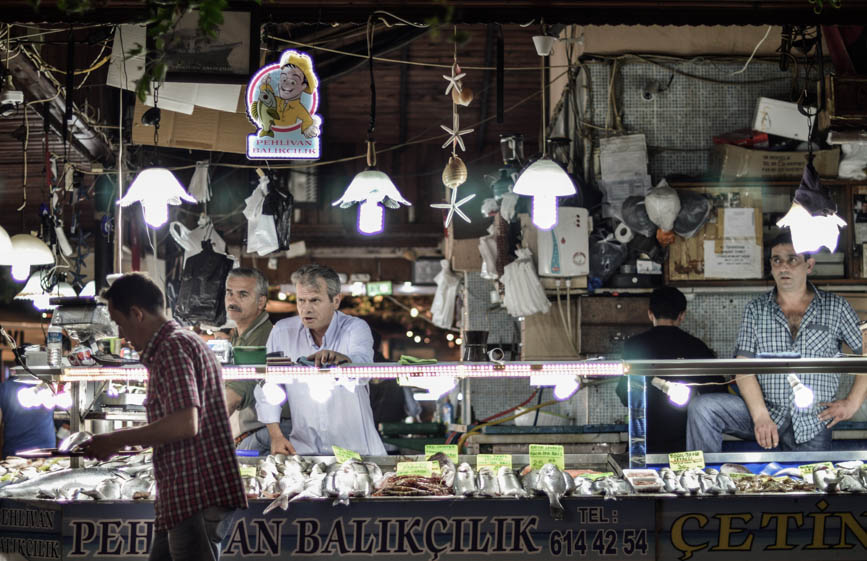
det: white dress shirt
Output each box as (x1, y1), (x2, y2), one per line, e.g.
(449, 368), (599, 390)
(255, 311), (387, 456)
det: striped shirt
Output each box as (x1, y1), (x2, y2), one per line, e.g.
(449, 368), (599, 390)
(735, 283), (862, 443)
(142, 321), (247, 530)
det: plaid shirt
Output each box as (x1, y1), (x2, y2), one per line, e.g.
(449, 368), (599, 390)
(735, 283), (862, 443)
(142, 321), (247, 530)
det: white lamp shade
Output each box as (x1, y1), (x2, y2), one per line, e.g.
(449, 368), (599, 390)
(0, 234), (55, 281)
(0, 225), (11, 257)
(777, 202), (846, 253)
(15, 270), (75, 309)
(121, 168), (197, 228)
(79, 280), (96, 297)
(513, 158), (576, 230)
(333, 169), (411, 235)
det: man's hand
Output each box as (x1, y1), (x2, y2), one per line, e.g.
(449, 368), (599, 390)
(752, 413), (779, 449)
(819, 398), (860, 428)
(270, 433), (296, 455)
(83, 433), (123, 462)
(307, 350), (350, 368)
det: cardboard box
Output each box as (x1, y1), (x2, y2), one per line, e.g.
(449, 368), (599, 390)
(132, 91), (256, 154)
(753, 96), (814, 141)
(710, 144), (840, 179)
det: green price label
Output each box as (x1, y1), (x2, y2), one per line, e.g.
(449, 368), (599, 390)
(798, 462), (834, 478)
(239, 465), (256, 478)
(668, 450), (705, 471)
(529, 444), (565, 470)
(727, 472), (756, 480)
(580, 472), (613, 481)
(332, 445), (362, 463)
(477, 454), (512, 471)
(425, 445), (459, 464)
(396, 461), (435, 477)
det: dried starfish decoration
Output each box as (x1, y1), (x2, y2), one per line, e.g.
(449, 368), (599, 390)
(440, 112), (474, 152)
(442, 63), (466, 95)
(431, 185), (476, 228)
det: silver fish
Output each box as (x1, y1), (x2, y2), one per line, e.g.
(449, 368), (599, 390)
(84, 477), (124, 500)
(813, 467), (838, 493)
(679, 469), (701, 495)
(325, 460), (373, 506)
(531, 464), (571, 519)
(264, 473), (306, 514)
(771, 467), (804, 479)
(58, 431), (93, 453)
(290, 463), (328, 503)
(0, 468), (126, 498)
(590, 477), (618, 500)
(428, 452), (456, 488)
(838, 472), (866, 493)
(477, 466), (500, 497)
(121, 477), (154, 500)
(497, 467), (526, 498)
(661, 468), (685, 494)
(698, 471), (722, 495)
(572, 476), (594, 495)
(363, 462), (384, 487)
(859, 465), (867, 489)
(715, 472), (737, 494)
(454, 463), (477, 496)
(720, 463), (752, 475)
(243, 476), (261, 498)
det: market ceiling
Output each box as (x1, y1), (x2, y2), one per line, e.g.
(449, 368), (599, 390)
(4, 0), (867, 25)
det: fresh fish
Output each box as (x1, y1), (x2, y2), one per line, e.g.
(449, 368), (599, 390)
(363, 462), (384, 487)
(290, 463), (328, 502)
(836, 460), (863, 471)
(698, 471), (722, 495)
(661, 468), (685, 494)
(263, 473), (306, 514)
(497, 467), (526, 498)
(679, 469), (701, 495)
(58, 431), (93, 453)
(839, 472), (866, 493)
(813, 467), (838, 493)
(859, 465), (867, 489)
(528, 464), (571, 519)
(83, 477), (124, 500)
(0, 468), (126, 498)
(243, 476), (261, 498)
(720, 463), (752, 475)
(590, 477), (618, 499)
(771, 467), (804, 479)
(121, 477), (154, 500)
(454, 463), (477, 496)
(325, 460), (374, 506)
(428, 452), (456, 488)
(477, 467), (500, 497)
(715, 472), (737, 494)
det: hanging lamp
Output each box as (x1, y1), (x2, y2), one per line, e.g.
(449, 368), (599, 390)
(0, 233), (55, 282)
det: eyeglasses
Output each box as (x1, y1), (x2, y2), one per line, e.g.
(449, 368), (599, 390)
(770, 255), (805, 268)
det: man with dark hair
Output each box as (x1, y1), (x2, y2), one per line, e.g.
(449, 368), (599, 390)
(85, 272), (246, 561)
(223, 268), (291, 454)
(255, 264), (386, 456)
(687, 231), (866, 452)
(616, 286), (722, 453)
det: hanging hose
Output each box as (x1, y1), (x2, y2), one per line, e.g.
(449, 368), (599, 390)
(457, 398), (561, 451)
(444, 389), (540, 444)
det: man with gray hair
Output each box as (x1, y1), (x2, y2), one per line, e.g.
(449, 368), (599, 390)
(223, 268), (291, 454)
(255, 264), (386, 456)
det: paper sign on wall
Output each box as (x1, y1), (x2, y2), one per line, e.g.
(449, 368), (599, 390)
(703, 240), (762, 279)
(246, 49), (322, 159)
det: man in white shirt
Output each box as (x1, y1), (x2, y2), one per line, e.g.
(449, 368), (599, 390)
(255, 264), (386, 456)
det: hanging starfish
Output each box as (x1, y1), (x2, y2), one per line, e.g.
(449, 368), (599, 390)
(442, 63), (466, 96)
(431, 186), (476, 228)
(440, 112), (474, 152)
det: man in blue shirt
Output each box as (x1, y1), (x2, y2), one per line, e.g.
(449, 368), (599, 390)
(687, 231), (866, 452)
(255, 264), (386, 456)
(0, 377), (56, 458)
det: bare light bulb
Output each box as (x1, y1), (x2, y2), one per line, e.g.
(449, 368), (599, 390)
(651, 377), (691, 406)
(11, 262), (30, 282)
(17, 386), (38, 408)
(36, 384), (56, 409)
(553, 377), (580, 400)
(787, 373), (814, 409)
(777, 202), (845, 253)
(357, 200), (385, 235)
(55, 387), (73, 410)
(261, 381), (287, 406)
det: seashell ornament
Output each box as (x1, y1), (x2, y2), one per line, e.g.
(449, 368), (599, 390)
(452, 85), (473, 107)
(442, 155), (468, 189)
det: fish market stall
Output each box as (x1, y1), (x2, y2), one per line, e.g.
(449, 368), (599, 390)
(3, 360), (867, 560)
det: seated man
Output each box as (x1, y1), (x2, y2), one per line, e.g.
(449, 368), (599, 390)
(687, 231), (867, 452)
(616, 286), (724, 453)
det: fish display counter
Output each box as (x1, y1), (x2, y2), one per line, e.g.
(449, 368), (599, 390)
(2, 452), (867, 560)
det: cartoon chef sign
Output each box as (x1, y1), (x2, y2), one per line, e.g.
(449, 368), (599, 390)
(246, 49), (322, 159)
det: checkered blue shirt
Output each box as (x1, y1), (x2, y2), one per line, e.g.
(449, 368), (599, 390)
(735, 283), (863, 443)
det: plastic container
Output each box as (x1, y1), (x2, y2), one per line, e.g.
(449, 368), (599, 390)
(46, 325), (63, 368)
(233, 346), (266, 365)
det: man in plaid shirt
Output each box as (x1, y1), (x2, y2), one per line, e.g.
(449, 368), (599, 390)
(85, 273), (247, 561)
(687, 231), (867, 452)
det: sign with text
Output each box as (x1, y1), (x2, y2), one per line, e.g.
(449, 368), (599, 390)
(395, 461), (435, 477)
(529, 444), (565, 470)
(425, 445), (459, 465)
(477, 454), (512, 471)
(332, 446), (362, 463)
(245, 49), (322, 160)
(668, 451), (705, 471)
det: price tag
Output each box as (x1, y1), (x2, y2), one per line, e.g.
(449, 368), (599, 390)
(727, 472), (756, 480)
(396, 461), (435, 477)
(668, 450), (705, 471)
(477, 454), (512, 471)
(425, 444), (459, 464)
(798, 462), (834, 478)
(529, 444), (565, 470)
(580, 472), (613, 481)
(332, 445), (362, 463)
(239, 465), (256, 478)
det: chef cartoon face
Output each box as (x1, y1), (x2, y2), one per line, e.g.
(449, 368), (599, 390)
(278, 64), (307, 101)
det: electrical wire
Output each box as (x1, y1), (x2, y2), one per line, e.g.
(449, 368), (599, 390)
(456, 398), (561, 450)
(444, 389), (540, 444)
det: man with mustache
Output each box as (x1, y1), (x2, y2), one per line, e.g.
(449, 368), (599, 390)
(255, 264), (385, 456)
(687, 231), (867, 452)
(223, 268), (290, 453)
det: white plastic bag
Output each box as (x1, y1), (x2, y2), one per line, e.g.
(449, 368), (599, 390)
(479, 224), (499, 280)
(502, 248), (550, 317)
(431, 259), (460, 329)
(189, 160), (212, 203)
(169, 215), (226, 266)
(243, 175), (279, 256)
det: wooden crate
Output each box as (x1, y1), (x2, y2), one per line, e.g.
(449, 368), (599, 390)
(666, 186), (764, 282)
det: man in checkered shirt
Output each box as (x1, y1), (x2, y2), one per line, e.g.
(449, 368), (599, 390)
(86, 273), (247, 561)
(687, 231), (867, 452)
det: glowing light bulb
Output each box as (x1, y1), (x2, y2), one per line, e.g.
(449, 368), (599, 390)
(777, 203), (846, 253)
(55, 387), (73, 410)
(261, 381), (287, 405)
(36, 384), (56, 409)
(106, 380), (119, 398)
(406, 330), (414, 338)
(446, 333), (454, 341)
(277, 292), (287, 301)
(414, 335), (422, 343)
(410, 307), (419, 318)
(455, 338), (462, 345)
(511, 157), (576, 231)
(651, 377), (692, 406)
(17, 386), (37, 408)
(11, 262), (30, 282)
(553, 377), (580, 400)
(307, 379), (334, 403)
(357, 200), (384, 235)
(788, 373), (814, 409)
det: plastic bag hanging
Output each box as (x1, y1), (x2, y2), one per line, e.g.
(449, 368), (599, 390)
(644, 179), (681, 247)
(243, 174), (279, 256)
(189, 161), (211, 203)
(501, 248), (550, 318)
(169, 218), (227, 266)
(479, 223), (499, 280)
(431, 259), (460, 329)
(173, 240), (235, 326)
(263, 185), (293, 251)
